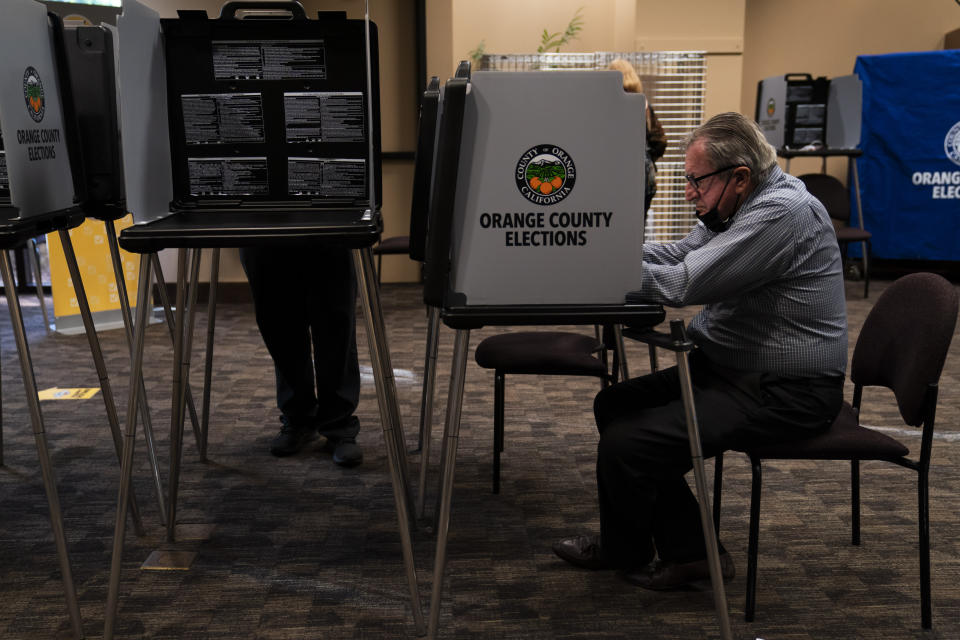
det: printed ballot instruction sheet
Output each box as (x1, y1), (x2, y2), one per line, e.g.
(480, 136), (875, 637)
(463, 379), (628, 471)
(161, 23), (374, 203)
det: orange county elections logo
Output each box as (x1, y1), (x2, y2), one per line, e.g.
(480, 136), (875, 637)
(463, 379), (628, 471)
(766, 98), (776, 117)
(946, 121), (960, 167)
(23, 67), (45, 123)
(515, 144), (576, 205)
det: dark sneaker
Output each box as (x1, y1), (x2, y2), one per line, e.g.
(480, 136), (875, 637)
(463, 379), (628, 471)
(269, 424), (317, 457)
(324, 436), (363, 467)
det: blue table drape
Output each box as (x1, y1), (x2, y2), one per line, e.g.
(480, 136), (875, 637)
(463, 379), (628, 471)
(854, 50), (960, 260)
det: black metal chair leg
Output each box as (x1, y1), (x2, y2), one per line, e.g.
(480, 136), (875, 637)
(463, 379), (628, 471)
(919, 469), (932, 629)
(746, 456), (763, 622)
(862, 239), (871, 299)
(493, 371), (504, 494)
(851, 459), (861, 545)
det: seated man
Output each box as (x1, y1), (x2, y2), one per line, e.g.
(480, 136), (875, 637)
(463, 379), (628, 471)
(553, 112), (848, 588)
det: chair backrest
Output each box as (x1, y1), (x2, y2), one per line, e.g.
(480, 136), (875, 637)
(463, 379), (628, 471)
(798, 173), (849, 224)
(851, 273), (959, 426)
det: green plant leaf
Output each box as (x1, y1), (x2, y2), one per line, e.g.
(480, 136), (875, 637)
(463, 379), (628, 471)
(537, 7), (585, 54)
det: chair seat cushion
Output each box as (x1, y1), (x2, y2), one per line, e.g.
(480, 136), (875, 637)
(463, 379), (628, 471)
(474, 331), (607, 376)
(742, 401), (910, 460)
(374, 235), (410, 254)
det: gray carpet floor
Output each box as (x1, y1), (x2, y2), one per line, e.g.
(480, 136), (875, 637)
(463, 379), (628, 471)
(0, 277), (958, 639)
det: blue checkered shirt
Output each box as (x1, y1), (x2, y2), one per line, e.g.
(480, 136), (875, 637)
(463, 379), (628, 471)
(638, 165), (848, 377)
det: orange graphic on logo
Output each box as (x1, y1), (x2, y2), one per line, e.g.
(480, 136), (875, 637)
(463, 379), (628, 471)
(527, 164), (565, 195)
(23, 67), (45, 123)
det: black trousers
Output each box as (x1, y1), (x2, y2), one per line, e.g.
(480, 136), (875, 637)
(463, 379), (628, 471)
(240, 246), (360, 439)
(593, 350), (843, 569)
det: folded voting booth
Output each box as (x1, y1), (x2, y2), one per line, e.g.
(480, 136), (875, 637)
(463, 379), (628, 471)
(104, 3), (424, 637)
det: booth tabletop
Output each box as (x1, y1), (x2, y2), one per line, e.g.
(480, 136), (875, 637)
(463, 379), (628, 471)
(0, 206), (85, 249)
(441, 303), (665, 330)
(118, 210), (382, 253)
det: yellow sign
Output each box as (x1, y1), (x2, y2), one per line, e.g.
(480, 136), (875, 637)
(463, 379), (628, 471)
(46, 215), (140, 320)
(38, 387), (101, 400)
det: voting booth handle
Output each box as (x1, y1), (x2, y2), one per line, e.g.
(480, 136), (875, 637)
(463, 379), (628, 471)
(784, 73), (814, 82)
(218, 1), (307, 20)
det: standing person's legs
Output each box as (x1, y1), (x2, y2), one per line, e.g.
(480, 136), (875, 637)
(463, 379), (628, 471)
(306, 249), (362, 466)
(240, 246), (319, 456)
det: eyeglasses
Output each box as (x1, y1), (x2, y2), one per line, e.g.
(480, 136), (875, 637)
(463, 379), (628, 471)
(685, 165), (737, 191)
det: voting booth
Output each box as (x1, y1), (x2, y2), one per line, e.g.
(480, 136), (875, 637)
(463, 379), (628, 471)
(0, 2), (107, 637)
(446, 70), (646, 307)
(418, 69), (737, 640)
(162, 7), (380, 213)
(104, 3), (425, 638)
(426, 70), (650, 313)
(756, 73), (862, 151)
(0, 6), (79, 220)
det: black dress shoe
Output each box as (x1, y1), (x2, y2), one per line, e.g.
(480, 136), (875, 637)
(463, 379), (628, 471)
(270, 424), (317, 457)
(622, 552), (735, 591)
(552, 535), (611, 570)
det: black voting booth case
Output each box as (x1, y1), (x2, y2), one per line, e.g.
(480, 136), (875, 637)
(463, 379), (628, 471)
(121, 2), (382, 248)
(107, 4), (424, 638)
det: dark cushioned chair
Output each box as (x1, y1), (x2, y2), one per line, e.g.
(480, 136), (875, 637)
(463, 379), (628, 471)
(372, 234), (410, 284)
(474, 327), (624, 494)
(712, 272), (958, 628)
(799, 173), (872, 298)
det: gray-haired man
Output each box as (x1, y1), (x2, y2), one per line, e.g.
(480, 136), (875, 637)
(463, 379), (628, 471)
(554, 112), (848, 589)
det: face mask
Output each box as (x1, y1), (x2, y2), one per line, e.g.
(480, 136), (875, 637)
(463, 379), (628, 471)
(696, 174), (735, 233)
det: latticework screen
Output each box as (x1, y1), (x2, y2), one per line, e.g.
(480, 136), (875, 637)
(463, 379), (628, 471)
(477, 52), (707, 243)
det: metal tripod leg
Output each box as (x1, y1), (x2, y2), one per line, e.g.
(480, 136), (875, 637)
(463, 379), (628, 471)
(356, 247), (416, 520)
(150, 253), (203, 452)
(166, 249), (189, 543)
(105, 226), (167, 526)
(27, 238), (51, 333)
(427, 328), (470, 640)
(669, 320), (733, 640)
(177, 249), (203, 458)
(105, 255), (153, 640)
(416, 305), (441, 518)
(0, 251), (84, 639)
(200, 249), (219, 461)
(58, 229), (144, 537)
(352, 247), (425, 634)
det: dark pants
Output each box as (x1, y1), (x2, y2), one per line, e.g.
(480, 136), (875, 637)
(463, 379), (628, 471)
(240, 246), (360, 439)
(593, 350), (843, 569)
